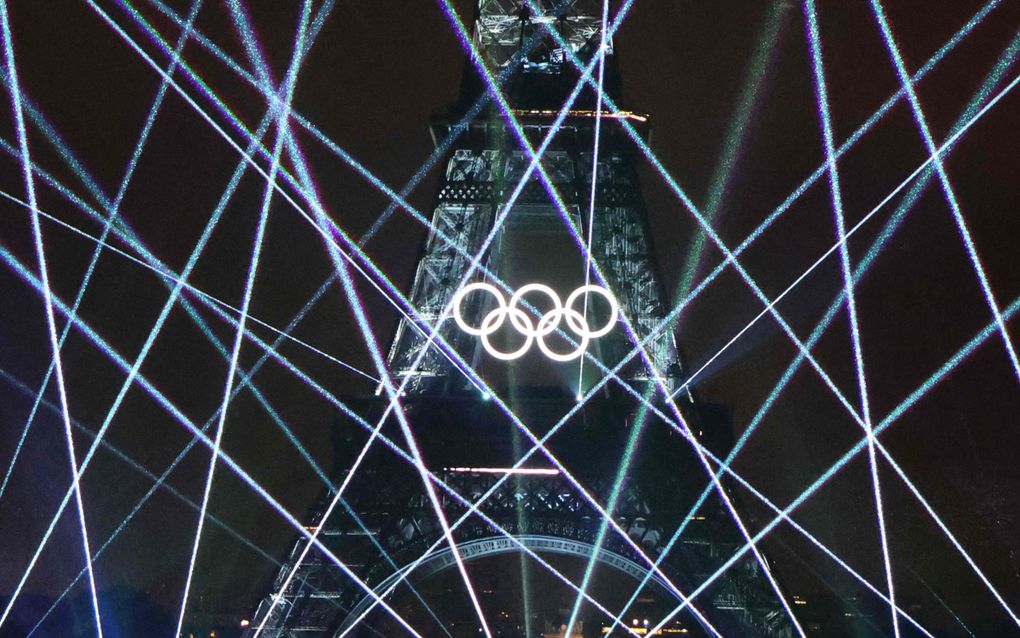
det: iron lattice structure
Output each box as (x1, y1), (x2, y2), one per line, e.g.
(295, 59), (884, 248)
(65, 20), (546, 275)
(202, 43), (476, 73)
(387, 134), (684, 395)
(246, 1), (793, 636)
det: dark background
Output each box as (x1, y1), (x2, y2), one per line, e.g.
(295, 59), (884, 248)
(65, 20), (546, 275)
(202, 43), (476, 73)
(0, 0), (1018, 635)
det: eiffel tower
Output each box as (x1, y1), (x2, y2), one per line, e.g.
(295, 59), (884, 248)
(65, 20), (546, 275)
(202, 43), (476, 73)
(244, 1), (794, 636)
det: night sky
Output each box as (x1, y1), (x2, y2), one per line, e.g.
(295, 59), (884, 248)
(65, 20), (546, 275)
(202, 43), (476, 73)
(1, 0), (1019, 636)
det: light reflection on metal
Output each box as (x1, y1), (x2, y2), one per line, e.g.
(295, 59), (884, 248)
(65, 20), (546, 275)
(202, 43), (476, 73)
(444, 467), (560, 475)
(510, 108), (648, 122)
(452, 282), (618, 361)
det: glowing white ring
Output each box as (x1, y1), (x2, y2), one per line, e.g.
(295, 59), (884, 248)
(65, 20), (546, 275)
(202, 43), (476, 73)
(452, 282), (504, 336)
(480, 302), (533, 360)
(509, 283), (562, 336)
(452, 282), (619, 361)
(536, 307), (590, 361)
(566, 285), (619, 338)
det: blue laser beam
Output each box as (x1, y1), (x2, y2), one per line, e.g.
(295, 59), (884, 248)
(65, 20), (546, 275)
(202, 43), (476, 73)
(126, 0), (986, 438)
(574, 0), (613, 411)
(2, 190), (646, 635)
(439, 16), (767, 602)
(0, 364), (278, 561)
(869, 0), (1020, 386)
(646, 67), (1020, 633)
(804, 2), (898, 636)
(113, 7), (1003, 624)
(564, 0), (617, 626)
(296, 122), (496, 638)
(0, 191), (651, 637)
(0, 100), (276, 629)
(0, 5), (104, 635)
(15, 155), (958, 638)
(37, 1), (1003, 628)
(222, 6), (490, 633)
(7, 183), (938, 636)
(615, 27), (1020, 624)
(606, 4), (787, 630)
(0, 243), (426, 637)
(98, 0), (501, 398)
(0, 131), (377, 387)
(674, 1), (787, 305)
(0, 0), (203, 515)
(482, 7), (802, 628)
(0, 119), (264, 638)
(649, 287), (1020, 634)
(174, 6), (310, 634)
(879, 446), (1020, 628)
(205, 8), (718, 628)
(140, 0), (622, 269)
(0, 179), (359, 493)
(11, 49), (1007, 632)
(142, 0), (475, 248)
(3, 272), (437, 636)
(562, 383), (653, 637)
(0, 6), (385, 628)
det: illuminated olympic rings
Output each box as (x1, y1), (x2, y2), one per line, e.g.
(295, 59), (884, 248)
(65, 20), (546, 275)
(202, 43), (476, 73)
(452, 282), (619, 362)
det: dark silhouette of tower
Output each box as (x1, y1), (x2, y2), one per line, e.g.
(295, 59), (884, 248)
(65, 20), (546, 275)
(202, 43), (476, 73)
(244, 2), (794, 636)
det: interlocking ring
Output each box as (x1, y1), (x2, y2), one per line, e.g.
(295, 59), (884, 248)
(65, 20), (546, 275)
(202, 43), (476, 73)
(452, 282), (619, 361)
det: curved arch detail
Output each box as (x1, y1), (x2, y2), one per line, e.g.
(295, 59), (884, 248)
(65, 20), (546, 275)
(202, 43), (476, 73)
(338, 534), (678, 633)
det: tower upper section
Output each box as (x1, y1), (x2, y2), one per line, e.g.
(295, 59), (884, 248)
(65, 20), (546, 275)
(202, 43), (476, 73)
(475, 0), (609, 73)
(455, 0), (624, 112)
